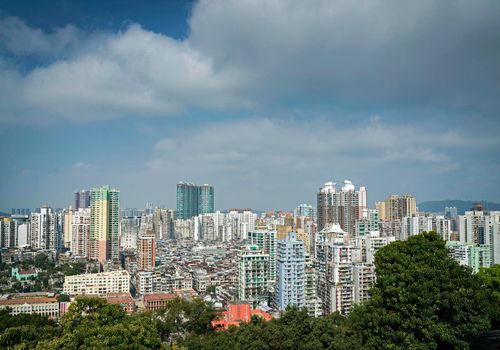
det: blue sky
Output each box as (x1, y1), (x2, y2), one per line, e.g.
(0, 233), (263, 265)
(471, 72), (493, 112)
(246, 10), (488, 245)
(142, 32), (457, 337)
(1, 0), (500, 212)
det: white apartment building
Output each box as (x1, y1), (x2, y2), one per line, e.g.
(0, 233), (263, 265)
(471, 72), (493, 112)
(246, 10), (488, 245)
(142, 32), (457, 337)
(63, 270), (130, 295)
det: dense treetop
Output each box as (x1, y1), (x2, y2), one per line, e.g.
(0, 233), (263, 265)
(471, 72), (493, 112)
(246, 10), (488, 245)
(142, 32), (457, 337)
(0, 232), (498, 349)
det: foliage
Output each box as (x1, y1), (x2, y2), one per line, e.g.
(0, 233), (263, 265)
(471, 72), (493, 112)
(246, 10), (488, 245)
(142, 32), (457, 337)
(349, 232), (491, 349)
(0, 232), (494, 349)
(478, 264), (500, 329)
(149, 297), (216, 342)
(39, 297), (161, 350)
(0, 308), (60, 349)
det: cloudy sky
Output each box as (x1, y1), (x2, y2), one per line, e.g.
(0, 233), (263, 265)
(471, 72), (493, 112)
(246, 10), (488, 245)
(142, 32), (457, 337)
(1, 0), (499, 212)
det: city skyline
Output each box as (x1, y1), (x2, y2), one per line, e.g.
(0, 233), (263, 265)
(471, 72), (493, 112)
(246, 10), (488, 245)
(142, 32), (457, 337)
(1, 0), (500, 211)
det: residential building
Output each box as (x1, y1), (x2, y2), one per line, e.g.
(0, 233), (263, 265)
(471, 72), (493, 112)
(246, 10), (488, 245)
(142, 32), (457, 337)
(355, 209), (379, 237)
(90, 185), (120, 264)
(63, 208), (73, 250)
(375, 201), (386, 221)
(30, 204), (60, 252)
(120, 216), (141, 250)
(246, 230), (277, 285)
(63, 270), (130, 295)
(74, 189), (91, 209)
(294, 204), (315, 219)
(238, 245), (270, 303)
(353, 263), (375, 304)
(384, 194), (417, 221)
(71, 208), (90, 258)
(446, 241), (491, 273)
(138, 229), (156, 271)
(275, 232), (305, 311)
(0, 217), (16, 248)
(317, 180), (367, 235)
(315, 223), (354, 315)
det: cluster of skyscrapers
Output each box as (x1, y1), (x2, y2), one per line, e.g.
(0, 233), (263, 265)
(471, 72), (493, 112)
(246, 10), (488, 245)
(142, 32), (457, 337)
(1, 177), (499, 320)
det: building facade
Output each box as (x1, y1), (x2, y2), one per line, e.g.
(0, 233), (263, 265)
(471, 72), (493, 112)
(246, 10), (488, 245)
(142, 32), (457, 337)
(317, 180), (367, 235)
(63, 270), (130, 295)
(90, 185), (120, 264)
(275, 232), (305, 311)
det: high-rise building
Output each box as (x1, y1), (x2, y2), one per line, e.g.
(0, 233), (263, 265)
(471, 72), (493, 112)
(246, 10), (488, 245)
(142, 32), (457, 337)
(176, 182), (215, 219)
(71, 208), (90, 258)
(74, 190), (91, 210)
(384, 194), (417, 221)
(63, 208), (74, 250)
(0, 218), (16, 248)
(275, 232), (305, 311)
(120, 216), (141, 250)
(315, 223), (354, 315)
(238, 245), (270, 304)
(30, 204), (60, 252)
(317, 180), (367, 235)
(294, 204), (315, 219)
(375, 202), (386, 221)
(90, 185), (120, 264)
(138, 229), (156, 271)
(176, 182), (199, 219)
(459, 207), (487, 245)
(247, 230), (277, 285)
(198, 184), (214, 215)
(355, 209), (379, 237)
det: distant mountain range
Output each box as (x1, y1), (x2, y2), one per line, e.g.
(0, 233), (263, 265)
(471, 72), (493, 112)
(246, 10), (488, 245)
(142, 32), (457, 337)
(418, 200), (500, 215)
(0, 211), (11, 217)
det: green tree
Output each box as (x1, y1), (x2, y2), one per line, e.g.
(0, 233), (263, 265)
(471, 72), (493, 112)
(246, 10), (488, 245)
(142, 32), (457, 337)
(349, 232), (491, 349)
(37, 296), (162, 350)
(151, 297), (216, 342)
(0, 309), (59, 349)
(478, 264), (500, 329)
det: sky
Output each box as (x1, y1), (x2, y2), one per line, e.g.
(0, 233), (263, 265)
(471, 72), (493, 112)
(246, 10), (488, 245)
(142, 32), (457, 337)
(1, 0), (499, 212)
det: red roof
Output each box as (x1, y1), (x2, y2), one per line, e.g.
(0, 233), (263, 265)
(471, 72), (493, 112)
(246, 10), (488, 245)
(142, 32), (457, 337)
(212, 303), (273, 330)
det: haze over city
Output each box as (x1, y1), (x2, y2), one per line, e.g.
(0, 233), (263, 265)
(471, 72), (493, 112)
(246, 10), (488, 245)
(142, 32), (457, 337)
(1, 0), (500, 211)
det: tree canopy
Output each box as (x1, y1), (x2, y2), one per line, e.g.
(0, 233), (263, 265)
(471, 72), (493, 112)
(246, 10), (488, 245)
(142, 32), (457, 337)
(0, 232), (496, 349)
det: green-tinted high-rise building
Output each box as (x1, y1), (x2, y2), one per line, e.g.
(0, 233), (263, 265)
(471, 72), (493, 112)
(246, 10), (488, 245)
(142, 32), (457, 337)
(176, 182), (215, 219)
(198, 184), (214, 215)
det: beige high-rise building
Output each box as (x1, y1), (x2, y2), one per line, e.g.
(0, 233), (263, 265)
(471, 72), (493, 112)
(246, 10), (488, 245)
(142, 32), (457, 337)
(90, 185), (120, 264)
(384, 194), (416, 221)
(375, 202), (386, 221)
(63, 208), (73, 250)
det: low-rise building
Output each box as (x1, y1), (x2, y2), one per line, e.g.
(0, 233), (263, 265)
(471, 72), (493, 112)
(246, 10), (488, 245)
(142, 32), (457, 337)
(0, 293), (59, 318)
(105, 292), (136, 314)
(212, 303), (273, 330)
(63, 270), (130, 295)
(11, 267), (38, 281)
(143, 292), (177, 311)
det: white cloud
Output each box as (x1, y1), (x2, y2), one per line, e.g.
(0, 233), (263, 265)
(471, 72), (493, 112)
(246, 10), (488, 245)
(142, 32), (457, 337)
(0, 17), (80, 56)
(1, 0), (499, 123)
